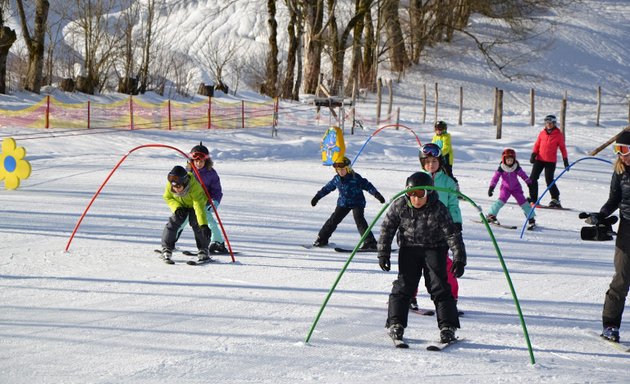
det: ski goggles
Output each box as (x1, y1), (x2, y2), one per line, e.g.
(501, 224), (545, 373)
(190, 152), (209, 161)
(332, 162), (348, 169)
(168, 174), (188, 186)
(406, 189), (427, 198)
(421, 143), (442, 158)
(613, 144), (630, 156)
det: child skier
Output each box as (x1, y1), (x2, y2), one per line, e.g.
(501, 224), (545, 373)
(432, 120), (457, 183)
(487, 148), (536, 228)
(409, 143), (462, 312)
(378, 172), (466, 345)
(178, 142), (226, 254)
(161, 165), (211, 263)
(311, 157), (385, 249)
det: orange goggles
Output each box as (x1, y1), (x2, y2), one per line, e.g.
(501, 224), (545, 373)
(613, 144), (630, 156)
(332, 162), (348, 169)
(190, 152), (209, 161)
(406, 189), (427, 198)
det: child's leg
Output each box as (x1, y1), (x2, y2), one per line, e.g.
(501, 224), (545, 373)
(162, 209), (192, 250)
(189, 211), (211, 252)
(175, 216), (189, 242)
(514, 188), (535, 218)
(317, 206), (351, 242)
(206, 199), (224, 243)
(487, 200), (505, 216)
(351, 207), (377, 245)
(445, 253), (459, 300)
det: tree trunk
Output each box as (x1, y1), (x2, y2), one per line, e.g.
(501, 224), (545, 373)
(382, 0), (408, 72)
(16, 0), (49, 94)
(261, 0), (279, 97)
(302, 0), (324, 94)
(282, 0), (299, 100)
(0, 26), (17, 94)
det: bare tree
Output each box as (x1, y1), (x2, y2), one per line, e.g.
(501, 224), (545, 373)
(302, 0), (326, 94)
(197, 36), (243, 93)
(381, 0), (408, 72)
(115, 0), (141, 94)
(281, 0), (302, 100)
(260, 0), (279, 97)
(15, 0), (49, 93)
(0, 2), (17, 93)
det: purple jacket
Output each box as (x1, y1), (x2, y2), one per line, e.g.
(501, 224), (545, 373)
(489, 162), (531, 204)
(194, 167), (223, 203)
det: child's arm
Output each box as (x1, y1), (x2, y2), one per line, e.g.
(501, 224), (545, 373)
(516, 166), (532, 185)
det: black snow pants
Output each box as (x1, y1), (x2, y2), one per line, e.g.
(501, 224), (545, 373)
(603, 217), (630, 328)
(317, 206), (377, 245)
(161, 207), (210, 252)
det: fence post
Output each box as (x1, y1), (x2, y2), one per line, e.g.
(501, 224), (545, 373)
(530, 88), (535, 126)
(396, 107), (400, 128)
(496, 89), (503, 139)
(387, 78), (393, 116)
(493, 87), (498, 126)
(168, 99), (172, 130)
(458, 86), (463, 126)
(434, 82), (439, 123)
(207, 96), (212, 129)
(376, 78), (382, 125)
(561, 91), (567, 135)
(87, 99), (91, 129)
(129, 96), (134, 130)
(241, 100), (245, 129)
(45, 95), (50, 128)
(596, 85), (601, 127)
(422, 84), (427, 124)
(272, 97), (279, 137)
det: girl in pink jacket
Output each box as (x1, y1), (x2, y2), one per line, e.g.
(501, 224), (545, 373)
(486, 148), (536, 228)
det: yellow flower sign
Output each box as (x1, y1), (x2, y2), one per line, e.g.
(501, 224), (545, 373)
(0, 138), (31, 190)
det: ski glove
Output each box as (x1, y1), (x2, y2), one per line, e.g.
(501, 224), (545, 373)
(375, 192), (386, 204)
(488, 186), (494, 197)
(311, 196), (319, 207)
(563, 158), (570, 169)
(582, 212), (604, 225)
(378, 255), (391, 272)
(530, 153), (537, 164)
(174, 207), (188, 220)
(450, 260), (465, 278)
(199, 224), (211, 240)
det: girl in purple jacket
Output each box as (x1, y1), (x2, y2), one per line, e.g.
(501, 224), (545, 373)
(486, 148), (536, 227)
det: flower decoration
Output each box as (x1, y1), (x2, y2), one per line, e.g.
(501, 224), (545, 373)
(0, 137), (32, 190)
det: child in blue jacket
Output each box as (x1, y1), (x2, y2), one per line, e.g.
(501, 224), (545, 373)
(311, 157), (385, 249)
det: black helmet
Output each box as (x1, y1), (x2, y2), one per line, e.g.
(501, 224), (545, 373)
(190, 141), (209, 160)
(616, 131), (630, 146)
(434, 121), (447, 130)
(544, 115), (557, 124)
(406, 171), (433, 189)
(168, 165), (189, 186)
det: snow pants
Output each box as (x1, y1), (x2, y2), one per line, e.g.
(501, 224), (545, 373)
(162, 207), (210, 252)
(602, 217), (630, 329)
(413, 250), (459, 300)
(529, 160), (559, 202)
(386, 246), (460, 330)
(317, 206), (377, 245)
(176, 200), (224, 243)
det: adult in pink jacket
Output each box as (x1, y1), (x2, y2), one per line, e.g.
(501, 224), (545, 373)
(528, 115), (569, 208)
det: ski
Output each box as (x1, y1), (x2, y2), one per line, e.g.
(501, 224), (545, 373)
(532, 204), (571, 211)
(186, 258), (217, 266)
(426, 338), (462, 351)
(302, 243), (335, 249)
(154, 249), (175, 264)
(182, 250), (239, 256)
(334, 247), (398, 253)
(471, 220), (517, 229)
(589, 331), (630, 353)
(389, 335), (409, 349)
(410, 308), (435, 316)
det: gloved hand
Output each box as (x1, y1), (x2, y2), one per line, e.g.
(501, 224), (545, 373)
(311, 196), (319, 207)
(450, 260), (465, 278)
(582, 212), (604, 225)
(174, 207), (188, 220)
(375, 192), (386, 204)
(563, 158), (570, 169)
(378, 255), (391, 272)
(530, 153), (537, 164)
(454, 222), (463, 232)
(199, 224), (211, 240)
(488, 186), (494, 197)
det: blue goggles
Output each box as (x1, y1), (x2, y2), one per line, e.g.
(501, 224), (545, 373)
(421, 143), (442, 158)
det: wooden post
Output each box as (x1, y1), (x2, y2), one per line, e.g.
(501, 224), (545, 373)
(434, 82), (439, 123)
(396, 107), (400, 128)
(422, 84), (427, 124)
(496, 89), (503, 139)
(45, 95), (50, 128)
(376, 78), (382, 125)
(493, 87), (498, 126)
(167, 99), (171, 130)
(561, 91), (567, 135)
(208, 96), (212, 129)
(530, 88), (535, 126)
(87, 99), (91, 129)
(458, 86), (463, 126)
(129, 96), (134, 130)
(351, 77), (357, 135)
(387, 79), (393, 116)
(242, 100), (245, 129)
(596, 85), (601, 127)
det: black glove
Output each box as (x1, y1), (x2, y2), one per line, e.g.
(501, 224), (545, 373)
(311, 196), (319, 207)
(199, 224), (211, 240)
(530, 153), (537, 164)
(563, 158), (570, 169)
(450, 260), (465, 278)
(375, 192), (386, 204)
(378, 255), (391, 272)
(454, 222), (463, 232)
(581, 212), (604, 225)
(488, 186), (494, 197)
(174, 207), (188, 220)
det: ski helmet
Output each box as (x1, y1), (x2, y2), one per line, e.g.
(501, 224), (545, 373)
(616, 131), (630, 146)
(544, 115), (557, 124)
(332, 156), (351, 169)
(419, 143), (442, 160)
(168, 165), (189, 186)
(406, 171), (433, 195)
(190, 141), (210, 160)
(502, 148), (516, 164)
(434, 121), (448, 131)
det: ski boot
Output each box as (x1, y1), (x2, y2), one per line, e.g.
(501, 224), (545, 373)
(409, 297), (419, 311)
(388, 324), (404, 341)
(161, 248), (174, 264)
(312, 237), (328, 247)
(527, 218), (536, 230)
(197, 249), (211, 262)
(439, 326), (457, 343)
(210, 241), (228, 254)
(486, 214), (498, 224)
(601, 326), (620, 342)
(548, 199), (562, 208)
(359, 240), (377, 251)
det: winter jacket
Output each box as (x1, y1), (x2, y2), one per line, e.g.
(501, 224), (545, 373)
(600, 166), (630, 221)
(315, 171), (379, 208)
(432, 170), (462, 224)
(377, 193), (466, 265)
(193, 166), (223, 204)
(489, 162), (531, 202)
(163, 174), (208, 226)
(432, 132), (453, 165)
(532, 126), (568, 163)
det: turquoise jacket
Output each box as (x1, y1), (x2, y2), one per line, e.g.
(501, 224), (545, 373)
(429, 170), (462, 224)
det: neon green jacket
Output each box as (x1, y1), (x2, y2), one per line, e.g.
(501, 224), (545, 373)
(163, 174), (208, 226)
(432, 132), (453, 165)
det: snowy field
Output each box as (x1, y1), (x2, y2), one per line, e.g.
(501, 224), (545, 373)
(1, 0), (630, 383)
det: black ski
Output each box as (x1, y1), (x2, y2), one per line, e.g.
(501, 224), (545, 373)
(410, 308), (435, 316)
(186, 258), (217, 266)
(302, 243), (335, 249)
(389, 335), (409, 349)
(471, 220), (517, 229)
(154, 249), (175, 264)
(533, 204), (571, 211)
(182, 250), (239, 256)
(426, 338), (462, 351)
(334, 247), (397, 253)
